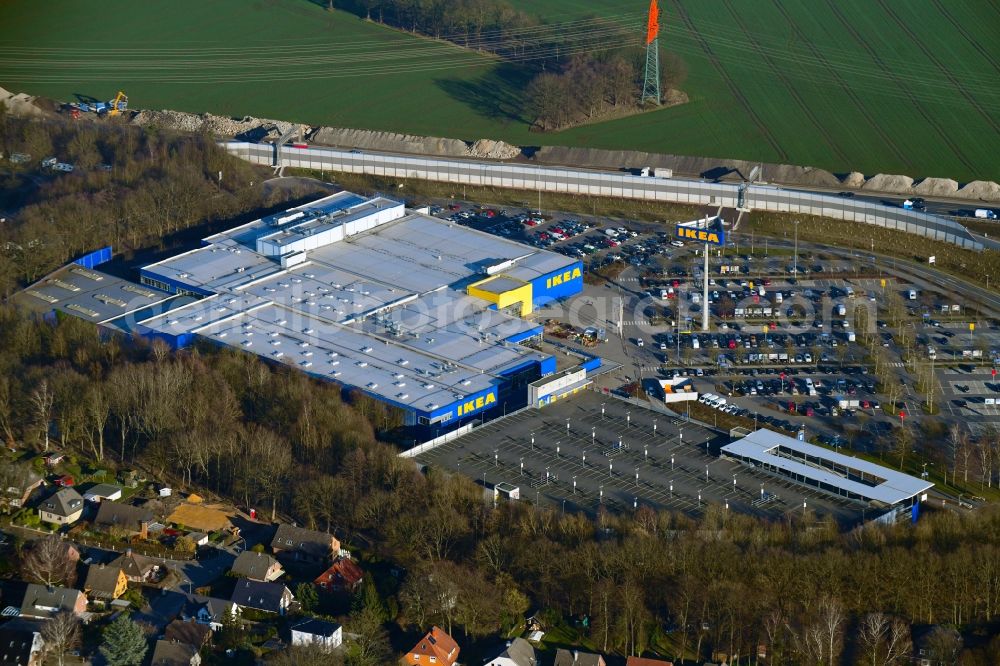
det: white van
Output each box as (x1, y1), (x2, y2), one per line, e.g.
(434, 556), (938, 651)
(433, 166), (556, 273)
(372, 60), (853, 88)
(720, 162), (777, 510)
(774, 292), (783, 304)
(908, 289), (917, 300)
(692, 337), (700, 350)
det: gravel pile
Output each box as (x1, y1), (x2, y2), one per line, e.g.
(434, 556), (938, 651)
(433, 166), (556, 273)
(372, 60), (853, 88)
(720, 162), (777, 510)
(840, 172), (866, 188)
(309, 126), (470, 157)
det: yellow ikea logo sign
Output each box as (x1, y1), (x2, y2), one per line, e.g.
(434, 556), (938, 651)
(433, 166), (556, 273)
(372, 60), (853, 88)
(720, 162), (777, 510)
(545, 267), (582, 289)
(455, 391), (497, 416)
(676, 226), (723, 245)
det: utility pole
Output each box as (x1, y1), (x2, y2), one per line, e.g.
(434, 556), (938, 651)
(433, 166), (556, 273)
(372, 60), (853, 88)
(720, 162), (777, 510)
(792, 219), (800, 278)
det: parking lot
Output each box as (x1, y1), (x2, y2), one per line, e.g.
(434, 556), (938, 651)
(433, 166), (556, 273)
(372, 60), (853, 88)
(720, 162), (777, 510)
(415, 391), (866, 524)
(424, 198), (1000, 481)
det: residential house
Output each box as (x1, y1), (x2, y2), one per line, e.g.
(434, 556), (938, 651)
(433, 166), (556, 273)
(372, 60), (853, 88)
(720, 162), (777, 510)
(314, 557), (363, 593)
(19, 584), (87, 619)
(94, 502), (154, 539)
(82, 564), (128, 601)
(553, 649), (606, 666)
(0, 618), (45, 666)
(150, 639), (201, 666)
(485, 637), (537, 666)
(82, 483), (123, 503)
(626, 658), (673, 666)
(270, 524), (340, 563)
(179, 595), (239, 632)
(38, 487), (84, 525)
(230, 580), (293, 616)
(912, 625), (963, 666)
(164, 620), (213, 649)
(42, 452), (65, 467)
(230, 551), (284, 582)
(291, 618), (342, 652)
(111, 550), (161, 584)
(402, 626), (459, 666)
(1, 468), (43, 512)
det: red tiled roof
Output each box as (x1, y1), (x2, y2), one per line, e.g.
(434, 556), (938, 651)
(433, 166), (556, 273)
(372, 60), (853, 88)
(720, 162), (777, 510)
(403, 626), (459, 666)
(314, 557), (363, 588)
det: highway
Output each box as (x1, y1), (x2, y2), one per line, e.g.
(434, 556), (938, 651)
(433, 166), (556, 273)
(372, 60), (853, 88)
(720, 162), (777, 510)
(222, 141), (984, 251)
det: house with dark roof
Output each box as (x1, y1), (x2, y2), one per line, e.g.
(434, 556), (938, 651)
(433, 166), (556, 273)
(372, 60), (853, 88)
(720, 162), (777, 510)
(82, 564), (128, 601)
(94, 502), (154, 539)
(19, 584), (87, 619)
(83, 483), (122, 503)
(110, 550), (161, 584)
(164, 620), (213, 649)
(291, 618), (342, 652)
(230, 580), (293, 616)
(179, 595), (239, 631)
(402, 626), (460, 666)
(0, 618), (45, 666)
(150, 639), (201, 666)
(38, 487), (84, 525)
(553, 649), (606, 666)
(486, 637), (537, 666)
(230, 551), (284, 582)
(314, 557), (363, 593)
(270, 524), (340, 563)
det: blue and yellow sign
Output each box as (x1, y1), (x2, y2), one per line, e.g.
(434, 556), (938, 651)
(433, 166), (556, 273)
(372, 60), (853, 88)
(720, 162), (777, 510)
(676, 225), (725, 246)
(454, 389), (497, 417)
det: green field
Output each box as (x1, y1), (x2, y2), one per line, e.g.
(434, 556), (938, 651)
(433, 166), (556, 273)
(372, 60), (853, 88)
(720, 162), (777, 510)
(1, 0), (998, 181)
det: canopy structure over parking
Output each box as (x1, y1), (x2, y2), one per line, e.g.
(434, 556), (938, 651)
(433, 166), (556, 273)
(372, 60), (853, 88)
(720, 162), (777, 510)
(722, 429), (932, 507)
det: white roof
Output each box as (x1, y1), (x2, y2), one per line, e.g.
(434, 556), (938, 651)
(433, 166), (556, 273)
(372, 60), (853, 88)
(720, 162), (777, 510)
(137, 194), (570, 412)
(722, 429), (933, 505)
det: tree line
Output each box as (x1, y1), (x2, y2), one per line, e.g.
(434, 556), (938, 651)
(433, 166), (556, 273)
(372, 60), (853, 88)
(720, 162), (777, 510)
(332, 0), (687, 130)
(0, 109), (326, 297)
(2, 307), (999, 664)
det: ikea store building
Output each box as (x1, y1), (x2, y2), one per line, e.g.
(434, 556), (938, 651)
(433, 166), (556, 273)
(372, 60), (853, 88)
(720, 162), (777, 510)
(20, 192), (594, 436)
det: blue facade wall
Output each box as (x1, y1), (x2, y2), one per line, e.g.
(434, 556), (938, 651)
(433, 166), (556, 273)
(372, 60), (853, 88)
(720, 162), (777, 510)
(139, 268), (215, 297)
(580, 356), (602, 372)
(428, 383), (500, 423)
(73, 246), (113, 269)
(504, 325), (543, 344)
(539, 356), (557, 375)
(531, 260), (584, 307)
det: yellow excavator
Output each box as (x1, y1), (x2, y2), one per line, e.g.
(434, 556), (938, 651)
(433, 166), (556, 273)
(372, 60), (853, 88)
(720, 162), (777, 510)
(108, 90), (128, 116)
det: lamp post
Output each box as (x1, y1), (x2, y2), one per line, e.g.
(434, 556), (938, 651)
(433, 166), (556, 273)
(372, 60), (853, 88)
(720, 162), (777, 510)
(635, 468), (639, 487)
(591, 427), (596, 446)
(494, 449), (498, 467)
(609, 461), (614, 477)
(582, 451), (587, 467)
(669, 481), (673, 498)
(671, 455), (675, 471)
(705, 464), (709, 481)
(626, 410), (631, 428)
(530, 432), (534, 451)
(519, 457), (524, 477)
(698, 490), (702, 507)
(601, 402), (606, 419)
(566, 418), (570, 434)
(573, 475), (577, 494)
(556, 443), (560, 458)
(599, 485), (604, 503)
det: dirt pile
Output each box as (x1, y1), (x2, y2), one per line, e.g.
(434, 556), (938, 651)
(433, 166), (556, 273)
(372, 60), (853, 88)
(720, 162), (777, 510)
(860, 174), (914, 194)
(912, 177), (960, 197)
(469, 139), (520, 159)
(533, 146), (840, 187)
(841, 172), (866, 189)
(0, 86), (45, 117)
(309, 127), (470, 157)
(129, 109), (297, 140)
(958, 180), (1000, 201)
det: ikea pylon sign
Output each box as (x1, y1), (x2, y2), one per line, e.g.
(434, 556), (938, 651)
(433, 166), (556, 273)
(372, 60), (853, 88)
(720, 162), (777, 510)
(676, 225), (725, 246)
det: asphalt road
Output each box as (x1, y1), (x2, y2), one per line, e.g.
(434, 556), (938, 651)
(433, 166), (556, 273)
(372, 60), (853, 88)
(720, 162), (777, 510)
(228, 143), (983, 250)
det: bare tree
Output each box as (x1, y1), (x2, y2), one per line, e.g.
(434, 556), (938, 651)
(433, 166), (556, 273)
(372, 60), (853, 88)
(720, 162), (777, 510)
(951, 424), (971, 484)
(856, 613), (909, 666)
(42, 611), (81, 666)
(22, 536), (77, 587)
(30, 379), (54, 452)
(818, 596), (845, 666)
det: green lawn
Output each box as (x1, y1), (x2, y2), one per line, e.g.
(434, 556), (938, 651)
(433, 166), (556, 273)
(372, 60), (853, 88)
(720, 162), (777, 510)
(1, 0), (997, 181)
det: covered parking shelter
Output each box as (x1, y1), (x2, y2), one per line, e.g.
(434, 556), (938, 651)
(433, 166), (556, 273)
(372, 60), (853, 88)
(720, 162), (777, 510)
(722, 429), (933, 508)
